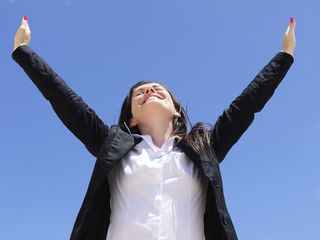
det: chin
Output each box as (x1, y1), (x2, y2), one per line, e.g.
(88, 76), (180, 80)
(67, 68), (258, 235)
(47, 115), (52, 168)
(143, 100), (167, 109)
(142, 102), (173, 115)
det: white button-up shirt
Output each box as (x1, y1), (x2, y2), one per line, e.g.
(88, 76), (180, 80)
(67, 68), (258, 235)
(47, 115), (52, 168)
(106, 135), (208, 240)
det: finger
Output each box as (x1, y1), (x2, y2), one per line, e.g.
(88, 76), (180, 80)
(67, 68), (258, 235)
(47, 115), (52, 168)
(20, 15), (28, 28)
(285, 25), (290, 35)
(289, 17), (296, 32)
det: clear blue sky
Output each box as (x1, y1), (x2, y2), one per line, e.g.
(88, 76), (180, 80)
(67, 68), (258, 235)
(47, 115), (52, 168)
(1, 0), (319, 239)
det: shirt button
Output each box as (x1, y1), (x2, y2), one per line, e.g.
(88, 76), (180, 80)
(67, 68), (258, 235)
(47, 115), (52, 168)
(154, 196), (162, 209)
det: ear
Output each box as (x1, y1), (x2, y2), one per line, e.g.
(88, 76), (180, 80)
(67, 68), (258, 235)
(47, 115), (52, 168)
(173, 111), (181, 118)
(129, 118), (137, 127)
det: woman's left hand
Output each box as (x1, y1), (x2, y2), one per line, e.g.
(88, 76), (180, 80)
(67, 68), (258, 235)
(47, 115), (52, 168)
(282, 18), (296, 56)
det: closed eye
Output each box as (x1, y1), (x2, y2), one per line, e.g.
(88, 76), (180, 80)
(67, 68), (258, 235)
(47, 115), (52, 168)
(133, 90), (144, 97)
(154, 87), (164, 91)
(133, 85), (165, 97)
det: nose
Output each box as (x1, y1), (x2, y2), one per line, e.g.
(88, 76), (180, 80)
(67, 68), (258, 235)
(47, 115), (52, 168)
(144, 87), (155, 95)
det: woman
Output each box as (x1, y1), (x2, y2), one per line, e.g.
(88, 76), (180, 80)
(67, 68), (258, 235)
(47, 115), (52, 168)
(12, 16), (296, 240)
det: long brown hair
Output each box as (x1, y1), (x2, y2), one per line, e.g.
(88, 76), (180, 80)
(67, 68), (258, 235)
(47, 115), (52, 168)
(118, 81), (213, 160)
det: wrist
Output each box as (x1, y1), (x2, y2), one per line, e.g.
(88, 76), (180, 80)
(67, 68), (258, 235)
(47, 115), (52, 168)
(13, 42), (28, 52)
(281, 48), (294, 57)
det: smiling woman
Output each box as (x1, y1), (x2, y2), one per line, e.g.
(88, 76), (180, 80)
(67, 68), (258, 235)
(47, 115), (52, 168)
(12, 16), (295, 240)
(129, 82), (181, 147)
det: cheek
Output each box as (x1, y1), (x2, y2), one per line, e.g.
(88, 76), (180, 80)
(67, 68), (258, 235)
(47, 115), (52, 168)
(130, 99), (140, 118)
(166, 96), (177, 111)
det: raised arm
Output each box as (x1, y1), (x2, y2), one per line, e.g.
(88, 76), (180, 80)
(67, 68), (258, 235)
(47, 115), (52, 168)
(12, 16), (108, 157)
(211, 18), (296, 162)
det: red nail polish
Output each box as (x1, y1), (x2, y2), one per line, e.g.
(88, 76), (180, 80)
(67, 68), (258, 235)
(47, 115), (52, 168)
(23, 15), (28, 21)
(290, 17), (294, 24)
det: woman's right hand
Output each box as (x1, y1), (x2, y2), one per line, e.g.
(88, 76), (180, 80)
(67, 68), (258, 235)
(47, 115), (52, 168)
(13, 16), (31, 52)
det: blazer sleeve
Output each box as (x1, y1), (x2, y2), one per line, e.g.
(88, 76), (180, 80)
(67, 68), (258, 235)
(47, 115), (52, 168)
(211, 52), (294, 163)
(12, 45), (108, 157)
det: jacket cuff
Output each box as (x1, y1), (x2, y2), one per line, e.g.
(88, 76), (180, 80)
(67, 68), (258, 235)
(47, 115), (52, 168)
(12, 44), (31, 62)
(274, 51), (294, 68)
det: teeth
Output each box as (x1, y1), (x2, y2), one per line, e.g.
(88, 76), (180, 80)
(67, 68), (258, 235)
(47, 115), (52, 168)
(145, 96), (157, 102)
(142, 94), (164, 104)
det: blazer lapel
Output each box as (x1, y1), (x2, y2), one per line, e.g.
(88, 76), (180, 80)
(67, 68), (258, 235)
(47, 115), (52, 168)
(98, 126), (143, 173)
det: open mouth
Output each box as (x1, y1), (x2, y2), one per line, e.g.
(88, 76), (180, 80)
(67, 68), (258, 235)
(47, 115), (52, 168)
(142, 94), (164, 104)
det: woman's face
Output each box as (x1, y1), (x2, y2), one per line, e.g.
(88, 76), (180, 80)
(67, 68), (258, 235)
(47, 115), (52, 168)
(130, 82), (179, 127)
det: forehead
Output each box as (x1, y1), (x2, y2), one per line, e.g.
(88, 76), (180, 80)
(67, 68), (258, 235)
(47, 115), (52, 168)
(133, 83), (165, 92)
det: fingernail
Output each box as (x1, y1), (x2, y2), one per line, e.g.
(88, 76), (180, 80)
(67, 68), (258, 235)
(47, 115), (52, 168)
(23, 15), (28, 21)
(290, 17), (294, 24)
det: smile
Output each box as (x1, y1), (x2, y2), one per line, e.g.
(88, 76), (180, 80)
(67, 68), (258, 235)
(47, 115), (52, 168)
(142, 94), (164, 104)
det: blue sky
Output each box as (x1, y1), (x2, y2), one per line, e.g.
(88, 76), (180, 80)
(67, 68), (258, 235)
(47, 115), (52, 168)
(1, 0), (319, 239)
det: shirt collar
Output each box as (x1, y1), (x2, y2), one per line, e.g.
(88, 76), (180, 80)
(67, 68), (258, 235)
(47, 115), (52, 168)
(134, 134), (178, 152)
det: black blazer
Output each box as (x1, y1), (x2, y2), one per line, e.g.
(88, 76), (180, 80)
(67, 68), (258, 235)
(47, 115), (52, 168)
(12, 45), (294, 240)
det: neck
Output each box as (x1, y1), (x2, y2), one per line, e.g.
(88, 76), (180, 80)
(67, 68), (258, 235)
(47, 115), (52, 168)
(138, 118), (174, 148)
